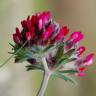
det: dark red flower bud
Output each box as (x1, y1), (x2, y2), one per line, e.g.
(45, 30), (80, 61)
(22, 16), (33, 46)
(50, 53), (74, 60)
(26, 32), (31, 41)
(84, 53), (94, 66)
(39, 11), (51, 25)
(13, 34), (21, 44)
(42, 25), (54, 40)
(21, 20), (27, 28)
(30, 27), (35, 38)
(54, 26), (69, 42)
(27, 16), (32, 31)
(70, 32), (84, 44)
(31, 15), (37, 26)
(76, 46), (85, 56)
(16, 27), (22, 39)
(38, 19), (43, 30)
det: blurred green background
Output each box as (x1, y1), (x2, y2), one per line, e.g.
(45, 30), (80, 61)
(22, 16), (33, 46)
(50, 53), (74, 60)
(0, 0), (96, 96)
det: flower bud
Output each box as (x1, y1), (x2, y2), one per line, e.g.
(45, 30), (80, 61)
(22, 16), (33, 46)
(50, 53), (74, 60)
(26, 32), (31, 41)
(13, 34), (21, 44)
(84, 53), (94, 66)
(70, 32), (84, 43)
(38, 19), (43, 30)
(76, 46), (85, 56)
(54, 26), (69, 42)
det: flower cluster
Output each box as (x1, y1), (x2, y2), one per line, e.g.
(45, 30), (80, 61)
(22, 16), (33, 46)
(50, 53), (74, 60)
(12, 11), (94, 78)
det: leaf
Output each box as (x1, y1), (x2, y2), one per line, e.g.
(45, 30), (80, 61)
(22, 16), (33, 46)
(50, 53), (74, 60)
(55, 44), (64, 61)
(54, 49), (75, 68)
(58, 58), (67, 64)
(58, 70), (78, 74)
(9, 43), (15, 54)
(43, 44), (54, 52)
(53, 72), (76, 84)
(34, 45), (43, 53)
(62, 49), (75, 59)
(15, 47), (34, 62)
(55, 58), (76, 68)
(59, 58), (76, 64)
(26, 64), (44, 71)
(9, 42), (15, 47)
(8, 52), (15, 54)
(14, 44), (21, 51)
(15, 56), (30, 63)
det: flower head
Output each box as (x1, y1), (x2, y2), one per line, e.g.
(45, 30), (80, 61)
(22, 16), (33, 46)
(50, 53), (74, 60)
(11, 11), (94, 79)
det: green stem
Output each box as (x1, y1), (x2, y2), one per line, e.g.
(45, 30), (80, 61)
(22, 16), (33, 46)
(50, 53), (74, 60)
(0, 41), (28, 68)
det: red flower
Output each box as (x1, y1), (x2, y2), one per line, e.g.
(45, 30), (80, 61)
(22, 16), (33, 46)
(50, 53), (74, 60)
(39, 11), (51, 25)
(42, 25), (54, 40)
(13, 27), (22, 44)
(70, 32), (84, 43)
(54, 26), (69, 42)
(77, 71), (86, 77)
(31, 15), (37, 26)
(13, 34), (21, 44)
(16, 27), (22, 39)
(38, 19), (43, 30)
(21, 20), (27, 28)
(26, 32), (31, 41)
(65, 32), (84, 50)
(84, 53), (94, 66)
(76, 46), (85, 56)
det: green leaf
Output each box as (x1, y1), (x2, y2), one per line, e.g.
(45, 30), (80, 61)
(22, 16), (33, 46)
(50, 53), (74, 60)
(54, 49), (75, 68)
(34, 45), (43, 53)
(55, 58), (76, 68)
(43, 44), (54, 52)
(62, 49), (75, 59)
(26, 64), (44, 71)
(59, 58), (76, 64)
(58, 58), (67, 64)
(9, 42), (14, 47)
(58, 70), (78, 74)
(0, 41), (28, 69)
(55, 44), (64, 61)
(15, 47), (34, 62)
(14, 44), (21, 51)
(15, 57), (30, 63)
(53, 72), (76, 84)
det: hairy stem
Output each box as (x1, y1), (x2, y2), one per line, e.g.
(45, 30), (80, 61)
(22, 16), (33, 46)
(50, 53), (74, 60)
(41, 57), (49, 71)
(36, 57), (51, 96)
(37, 71), (51, 96)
